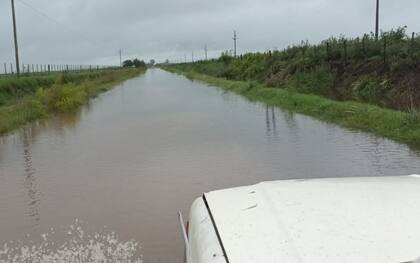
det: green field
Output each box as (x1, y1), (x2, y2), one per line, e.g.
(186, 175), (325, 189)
(0, 68), (145, 135)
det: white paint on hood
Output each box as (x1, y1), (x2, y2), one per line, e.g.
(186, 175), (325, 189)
(204, 175), (420, 263)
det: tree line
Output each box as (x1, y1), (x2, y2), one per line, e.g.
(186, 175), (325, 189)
(122, 59), (147, 68)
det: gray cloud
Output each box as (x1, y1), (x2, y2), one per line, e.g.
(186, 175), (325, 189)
(0, 0), (419, 65)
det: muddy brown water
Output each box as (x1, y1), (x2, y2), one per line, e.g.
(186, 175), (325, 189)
(1, 68), (420, 262)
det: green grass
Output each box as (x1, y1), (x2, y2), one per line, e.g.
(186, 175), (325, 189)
(163, 66), (420, 149)
(0, 71), (122, 106)
(169, 27), (420, 111)
(0, 69), (145, 135)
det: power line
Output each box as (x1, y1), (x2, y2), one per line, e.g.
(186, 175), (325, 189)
(16, 0), (108, 50)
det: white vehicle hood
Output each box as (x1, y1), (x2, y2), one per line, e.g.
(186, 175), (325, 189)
(204, 175), (420, 263)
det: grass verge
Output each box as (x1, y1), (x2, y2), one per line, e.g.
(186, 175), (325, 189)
(0, 69), (144, 135)
(163, 66), (420, 149)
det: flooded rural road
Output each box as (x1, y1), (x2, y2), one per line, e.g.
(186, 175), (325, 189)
(1, 68), (420, 263)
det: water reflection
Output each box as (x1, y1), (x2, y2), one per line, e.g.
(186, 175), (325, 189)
(265, 106), (278, 138)
(281, 109), (299, 135)
(22, 129), (41, 225)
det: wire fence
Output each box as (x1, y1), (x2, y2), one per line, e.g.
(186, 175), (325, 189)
(0, 63), (119, 77)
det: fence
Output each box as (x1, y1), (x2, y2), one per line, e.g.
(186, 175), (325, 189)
(264, 29), (420, 71)
(0, 63), (118, 77)
(321, 31), (420, 67)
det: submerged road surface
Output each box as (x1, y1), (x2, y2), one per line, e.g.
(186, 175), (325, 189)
(1, 69), (420, 262)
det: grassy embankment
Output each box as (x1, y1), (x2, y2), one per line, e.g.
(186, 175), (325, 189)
(0, 68), (144, 135)
(162, 28), (420, 147)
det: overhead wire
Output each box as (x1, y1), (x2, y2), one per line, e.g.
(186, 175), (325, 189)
(15, 0), (112, 51)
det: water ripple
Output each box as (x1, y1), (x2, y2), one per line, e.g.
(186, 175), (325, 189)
(0, 220), (142, 263)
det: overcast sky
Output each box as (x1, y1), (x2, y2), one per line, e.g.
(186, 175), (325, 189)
(0, 0), (419, 65)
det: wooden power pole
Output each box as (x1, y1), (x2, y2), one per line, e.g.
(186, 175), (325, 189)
(233, 30), (238, 58)
(11, 0), (20, 76)
(375, 0), (379, 40)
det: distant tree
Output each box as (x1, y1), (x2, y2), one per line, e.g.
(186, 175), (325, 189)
(133, 58), (146, 68)
(123, 59), (134, 67)
(165, 59), (169, 64)
(149, 59), (155, 66)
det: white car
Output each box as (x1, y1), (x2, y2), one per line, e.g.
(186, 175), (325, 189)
(179, 175), (420, 263)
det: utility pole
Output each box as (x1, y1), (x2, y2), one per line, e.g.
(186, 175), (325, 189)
(11, 0), (20, 76)
(192, 51), (194, 63)
(233, 30), (238, 58)
(205, 45), (208, 60)
(375, 0), (379, 40)
(119, 49), (122, 67)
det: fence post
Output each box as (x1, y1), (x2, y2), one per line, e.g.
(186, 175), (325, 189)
(343, 40), (347, 65)
(362, 35), (366, 58)
(48, 64), (51, 73)
(4, 63), (6, 75)
(326, 42), (330, 61)
(383, 36), (387, 67)
(411, 32), (415, 61)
